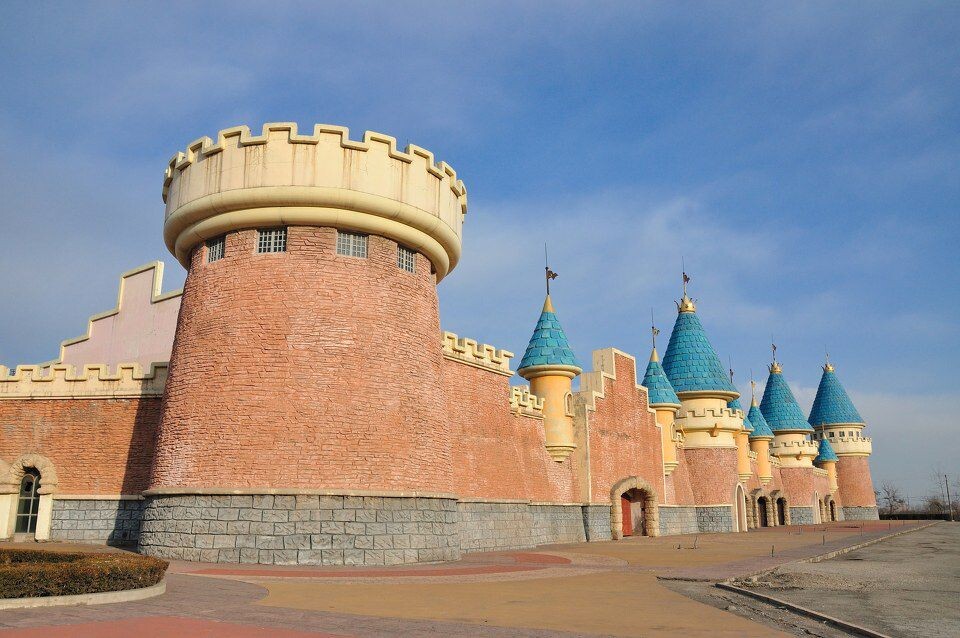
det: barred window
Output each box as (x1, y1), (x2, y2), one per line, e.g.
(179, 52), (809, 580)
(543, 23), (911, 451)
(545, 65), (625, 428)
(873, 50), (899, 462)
(206, 236), (225, 263)
(397, 245), (416, 272)
(257, 228), (287, 253)
(336, 231), (367, 258)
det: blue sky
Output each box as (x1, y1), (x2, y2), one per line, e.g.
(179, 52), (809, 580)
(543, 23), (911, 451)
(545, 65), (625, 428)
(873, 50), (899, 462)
(1, 2), (957, 499)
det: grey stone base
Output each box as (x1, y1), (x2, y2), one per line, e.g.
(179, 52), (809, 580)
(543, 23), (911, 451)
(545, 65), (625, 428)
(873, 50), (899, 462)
(841, 506), (879, 521)
(659, 506), (699, 535)
(696, 505), (734, 532)
(50, 498), (144, 545)
(789, 506), (816, 525)
(583, 504), (612, 541)
(139, 494), (459, 565)
(458, 502), (588, 552)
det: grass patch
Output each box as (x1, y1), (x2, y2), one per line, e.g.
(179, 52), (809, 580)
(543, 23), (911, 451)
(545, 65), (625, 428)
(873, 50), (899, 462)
(0, 548), (167, 598)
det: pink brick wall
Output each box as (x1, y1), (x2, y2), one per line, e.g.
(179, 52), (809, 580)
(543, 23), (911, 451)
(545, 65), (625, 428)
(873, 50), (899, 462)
(442, 361), (578, 501)
(152, 227), (452, 492)
(0, 398), (160, 494)
(836, 456), (877, 507)
(683, 447), (739, 504)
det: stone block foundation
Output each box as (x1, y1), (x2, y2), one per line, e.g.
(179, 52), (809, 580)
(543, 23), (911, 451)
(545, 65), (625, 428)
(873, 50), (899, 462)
(789, 506), (817, 525)
(50, 498), (144, 545)
(139, 494), (460, 565)
(841, 506), (879, 521)
(695, 505), (734, 532)
(457, 502), (589, 552)
(658, 506), (699, 535)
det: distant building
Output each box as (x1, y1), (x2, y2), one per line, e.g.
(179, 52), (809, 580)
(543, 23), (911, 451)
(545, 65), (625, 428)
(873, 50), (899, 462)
(0, 123), (877, 565)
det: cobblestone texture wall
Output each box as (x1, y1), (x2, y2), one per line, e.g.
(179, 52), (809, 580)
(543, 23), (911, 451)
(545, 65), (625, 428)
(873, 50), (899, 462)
(696, 505), (734, 532)
(50, 498), (144, 545)
(841, 506), (879, 520)
(789, 506), (816, 525)
(658, 506), (699, 535)
(457, 502), (587, 552)
(139, 494), (459, 565)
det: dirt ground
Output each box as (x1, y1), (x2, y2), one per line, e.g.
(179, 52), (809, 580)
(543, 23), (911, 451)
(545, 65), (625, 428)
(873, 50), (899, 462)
(730, 522), (960, 638)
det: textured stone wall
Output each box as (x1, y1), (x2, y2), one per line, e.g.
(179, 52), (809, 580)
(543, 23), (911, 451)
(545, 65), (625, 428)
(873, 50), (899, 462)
(154, 227), (452, 493)
(50, 498), (144, 545)
(683, 448), (739, 504)
(583, 504), (612, 541)
(139, 494), (459, 565)
(658, 506), (699, 535)
(789, 506), (817, 525)
(457, 502), (587, 552)
(696, 505), (734, 532)
(841, 506), (879, 521)
(836, 456), (878, 507)
(0, 397), (160, 494)
(442, 360), (578, 502)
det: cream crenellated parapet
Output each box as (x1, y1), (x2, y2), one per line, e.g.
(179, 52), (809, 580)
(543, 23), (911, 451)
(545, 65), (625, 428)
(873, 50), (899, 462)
(509, 386), (545, 419)
(0, 363), (168, 399)
(673, 398), (742, 449)
(818, 427), (873, 456)
(769, 436), (819, 468)
(163, 123), (468, 281)
(441, 332), (514, 376)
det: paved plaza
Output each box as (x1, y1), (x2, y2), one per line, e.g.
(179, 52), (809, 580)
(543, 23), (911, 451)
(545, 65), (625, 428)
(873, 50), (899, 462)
(0, 520), (941, 637)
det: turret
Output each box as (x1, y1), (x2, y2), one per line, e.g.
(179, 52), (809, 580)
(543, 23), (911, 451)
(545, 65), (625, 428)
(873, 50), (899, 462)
(809, 358), (877, 518)
(640, 345), (681, 475)
(815, 437), (839, 492)
(759, 354), (818, 468)
(517, 295), (581, 461)
(747, 382), (775, 483)
(728, 370), (754, 482)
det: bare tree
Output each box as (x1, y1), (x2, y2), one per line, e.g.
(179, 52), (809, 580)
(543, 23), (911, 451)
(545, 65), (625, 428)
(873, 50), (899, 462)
(880, 481), (906, 517)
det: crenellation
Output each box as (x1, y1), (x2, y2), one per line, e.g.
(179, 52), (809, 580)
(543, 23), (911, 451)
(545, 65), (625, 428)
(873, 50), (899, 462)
(441, 332), (514, 376)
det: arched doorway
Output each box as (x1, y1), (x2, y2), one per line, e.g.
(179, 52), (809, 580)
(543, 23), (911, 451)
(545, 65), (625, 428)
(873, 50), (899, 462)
(733, 484), (747, 532)
(829, 499), (838, 522)
(610, 477), (660, 539)
(620, 488), (648, 537)
(757, 496), (770, 527)
(776, 497), (787, 525)
(15, 469), (41, 535)
(813, 492), (822, 524)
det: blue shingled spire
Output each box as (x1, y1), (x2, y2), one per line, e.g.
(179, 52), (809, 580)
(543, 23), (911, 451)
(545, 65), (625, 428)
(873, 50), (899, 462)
(759, 363), (814, 432)
(815, 437), (839, 464)
(517, 296), (580, 372)
(747, 401), (774, 439)
(808, 363), (864, 427)
(661, 297), (737, 395)
(641, 348), (680, 406)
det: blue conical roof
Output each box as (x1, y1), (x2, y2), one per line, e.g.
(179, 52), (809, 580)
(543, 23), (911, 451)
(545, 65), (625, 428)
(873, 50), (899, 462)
(759, 365), (814, 432)
(808, 365), (864, 427)
(661, 303), (737, 395)
(815, 437), (839, 464)
(517, 297), (580, 371)
(747, 402), (774, 439)
(728, 397), (753, 432)
(641, 349), (680, 406)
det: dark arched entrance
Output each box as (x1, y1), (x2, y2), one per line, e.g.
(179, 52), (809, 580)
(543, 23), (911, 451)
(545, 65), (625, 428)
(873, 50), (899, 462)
(757, 496), (770, 527)
(776, 497), (787, 526)
(620, 488), (649, 537)
(15, 469), (41, 534)
(829, 500), (837, 522)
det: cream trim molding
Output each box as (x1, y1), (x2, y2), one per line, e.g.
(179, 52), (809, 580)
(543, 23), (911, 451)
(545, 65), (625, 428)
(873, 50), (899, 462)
(0, 363), (168, 400)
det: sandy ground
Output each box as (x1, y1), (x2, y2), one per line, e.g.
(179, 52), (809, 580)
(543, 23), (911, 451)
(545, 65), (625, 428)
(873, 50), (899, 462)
(733, 522), (960, 638)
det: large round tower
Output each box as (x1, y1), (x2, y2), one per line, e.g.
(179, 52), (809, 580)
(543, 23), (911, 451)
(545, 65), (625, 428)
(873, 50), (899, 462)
(140, 123), (467, 565)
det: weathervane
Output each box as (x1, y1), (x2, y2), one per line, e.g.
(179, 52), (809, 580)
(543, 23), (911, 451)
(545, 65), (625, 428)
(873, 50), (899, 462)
(728, 355), (734, 385)
(750, 371), (757, 403)
(544, 244), (558, 295)
(651, 309), (660, 349)
(771, 339), (777, 363)
(682, 257), (690, 296)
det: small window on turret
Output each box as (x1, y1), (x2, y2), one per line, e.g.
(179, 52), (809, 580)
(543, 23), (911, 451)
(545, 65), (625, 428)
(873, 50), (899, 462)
(397, 246), (416, 273)
(336, 231), (367, 258)
(829, 432), (835, 438)
(206, 236), (225, 262)
(257, 228), (287, 253)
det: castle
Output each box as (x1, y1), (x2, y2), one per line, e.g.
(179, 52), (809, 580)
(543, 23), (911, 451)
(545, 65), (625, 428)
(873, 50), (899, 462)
(0, 123), (878, 566)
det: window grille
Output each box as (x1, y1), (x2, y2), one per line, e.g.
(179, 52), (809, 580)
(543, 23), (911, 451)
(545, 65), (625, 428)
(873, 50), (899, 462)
(397, 245), (416, 272)
(336, 231), (367, 258)
(257, 228), (287, 253)
(206, 236), (225, 262)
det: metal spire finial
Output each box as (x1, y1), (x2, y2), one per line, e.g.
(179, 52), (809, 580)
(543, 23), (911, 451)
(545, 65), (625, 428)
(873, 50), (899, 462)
(544, 244), (558, 296)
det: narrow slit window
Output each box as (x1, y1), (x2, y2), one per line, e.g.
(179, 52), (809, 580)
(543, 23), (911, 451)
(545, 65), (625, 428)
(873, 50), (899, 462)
(397, 245), (416, 273)
(257, 228), (287, 253)
(336, 231), (367, 258)
(206, 236), (225, 262)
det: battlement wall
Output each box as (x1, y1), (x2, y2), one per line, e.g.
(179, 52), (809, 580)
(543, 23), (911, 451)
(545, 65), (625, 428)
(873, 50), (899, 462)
(441, 332), (514, 376)
(0, 363), (168, 400)
(163, 123), (467, 280)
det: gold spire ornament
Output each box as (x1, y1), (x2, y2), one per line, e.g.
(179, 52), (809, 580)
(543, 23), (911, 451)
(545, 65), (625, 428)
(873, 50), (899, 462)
(675, 268), (697, 313)
(750, 376), (759, 407)
(824, 349), (835, 373)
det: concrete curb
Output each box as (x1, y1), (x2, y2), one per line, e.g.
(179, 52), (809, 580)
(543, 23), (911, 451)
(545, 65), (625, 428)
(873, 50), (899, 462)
(715, 582), (891, 638)
(0, 580), (165, 610)
(801, 520), (939, 565)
